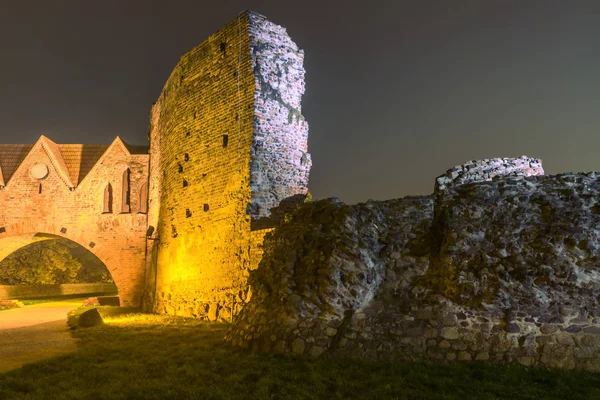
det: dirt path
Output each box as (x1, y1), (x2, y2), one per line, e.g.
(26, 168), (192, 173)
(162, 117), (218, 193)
(0, 300), (82, 373)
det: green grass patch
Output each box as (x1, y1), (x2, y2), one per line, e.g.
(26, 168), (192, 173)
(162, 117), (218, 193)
(1, 314), (598, 399)
(66, 306), (139, 329)
(18, 292), (118, 306)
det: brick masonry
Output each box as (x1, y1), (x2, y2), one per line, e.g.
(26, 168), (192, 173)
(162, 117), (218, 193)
(143, 11), (310, 320)
(0, 136), (148, 307)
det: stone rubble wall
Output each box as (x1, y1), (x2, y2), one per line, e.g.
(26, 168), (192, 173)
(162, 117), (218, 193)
(248, 13), (311, 223)
(227, 170), (600, 372)
(226, 196), (435, 354)
(435, 156), (544, 193)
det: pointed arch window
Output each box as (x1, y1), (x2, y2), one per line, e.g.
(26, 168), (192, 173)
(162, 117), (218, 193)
(138, 181), (148, 214)
(121, 168), (131, 213)
(103, 183), (113, 213)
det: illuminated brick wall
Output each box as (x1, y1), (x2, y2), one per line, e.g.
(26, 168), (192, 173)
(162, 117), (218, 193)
(0, 136), (149, 306)
(145, 11), (310, 320)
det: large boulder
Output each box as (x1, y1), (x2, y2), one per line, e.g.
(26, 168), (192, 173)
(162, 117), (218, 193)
(78, 308), (104, 328)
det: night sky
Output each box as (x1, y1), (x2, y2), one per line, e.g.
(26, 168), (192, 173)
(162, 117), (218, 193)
(1, 1), (598, 203)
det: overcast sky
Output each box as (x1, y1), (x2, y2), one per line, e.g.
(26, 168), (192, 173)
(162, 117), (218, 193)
(0, 0), (598, 203)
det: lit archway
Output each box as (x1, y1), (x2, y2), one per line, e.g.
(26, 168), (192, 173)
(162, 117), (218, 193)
(0, 234), (116, 301)
(0, 233), (117, 300)
(0, 221), (141, 306)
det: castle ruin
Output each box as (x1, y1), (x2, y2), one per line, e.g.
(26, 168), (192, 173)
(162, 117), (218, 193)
(1, 11), (599, 372)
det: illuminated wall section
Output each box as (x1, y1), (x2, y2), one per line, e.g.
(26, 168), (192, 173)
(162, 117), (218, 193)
(0, 136), (149, 307)
(146, 11), (310, 320)
(247, 12), (312, 225)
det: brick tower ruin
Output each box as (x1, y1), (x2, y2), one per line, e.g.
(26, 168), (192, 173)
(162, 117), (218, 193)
(143, 11), (311, 319)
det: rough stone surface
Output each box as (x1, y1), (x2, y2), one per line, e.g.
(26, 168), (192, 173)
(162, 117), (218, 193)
(227, 167), (600, 372)
(248, 12), (311, 223)
(78, 308), (104, 328)
(435, 156), (544, 193)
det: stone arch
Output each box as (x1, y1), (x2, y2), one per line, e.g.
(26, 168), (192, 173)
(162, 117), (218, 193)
(0, 233), (114, 287)
(0, 219), (140, 306)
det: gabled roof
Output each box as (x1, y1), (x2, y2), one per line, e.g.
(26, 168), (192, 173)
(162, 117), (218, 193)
(0, 136), (148, 188)
(0, 144), (34, 186)
(38, 135), (75, 188)
(123, 142), (149, 155)
(58, 144), (110, 186)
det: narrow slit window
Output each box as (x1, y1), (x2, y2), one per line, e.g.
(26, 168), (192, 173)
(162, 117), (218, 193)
(138, 181), (148, 214)
(121, 169), (131, 213)
(222, 135), (229, 148)
(103, 184), (113, 213)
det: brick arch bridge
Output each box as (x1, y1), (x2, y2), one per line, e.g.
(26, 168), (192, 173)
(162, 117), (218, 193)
(0, 136), (149, 306)
(0, 228), (128, 302)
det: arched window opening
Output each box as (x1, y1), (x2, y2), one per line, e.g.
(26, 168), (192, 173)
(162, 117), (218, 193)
(138, 181), (148, 214)
(103, 184), (113, 213)
(121, 169), (131, 213)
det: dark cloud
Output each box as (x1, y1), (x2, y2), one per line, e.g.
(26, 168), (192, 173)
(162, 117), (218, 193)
(0, 0), (598, 203)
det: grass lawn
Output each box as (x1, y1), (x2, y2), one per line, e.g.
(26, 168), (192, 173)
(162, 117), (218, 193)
(0, 293), (119, 310)
(19, 292), (118, 306)
(0, 300), (23, 311)
(0, 313), (599, 400)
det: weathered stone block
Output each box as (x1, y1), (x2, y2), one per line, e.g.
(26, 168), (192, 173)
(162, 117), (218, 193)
(78, 308), (104, 328)
(292, 338), (305, 355)
(440, 327), (460, 340)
